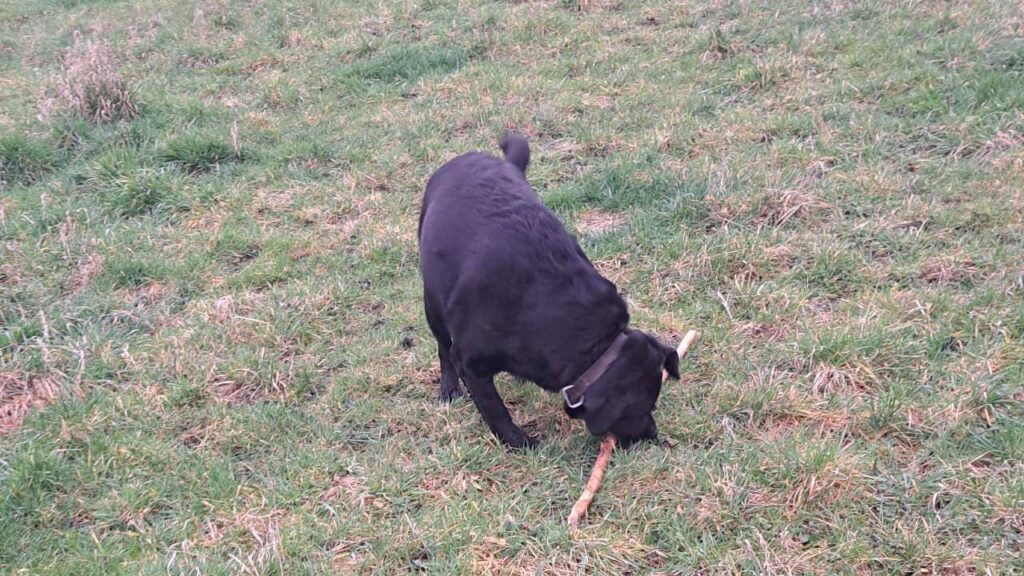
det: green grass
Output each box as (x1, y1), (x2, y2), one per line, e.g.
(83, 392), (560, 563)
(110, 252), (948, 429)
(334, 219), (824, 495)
(0, 133), (58, 186)
(2, 0), (1023, 573)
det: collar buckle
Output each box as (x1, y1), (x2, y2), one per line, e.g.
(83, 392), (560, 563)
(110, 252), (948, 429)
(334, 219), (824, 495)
(561, 385), (584, 409)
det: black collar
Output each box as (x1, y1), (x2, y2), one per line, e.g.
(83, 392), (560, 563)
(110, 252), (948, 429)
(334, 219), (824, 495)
(560, 333), (629, 408)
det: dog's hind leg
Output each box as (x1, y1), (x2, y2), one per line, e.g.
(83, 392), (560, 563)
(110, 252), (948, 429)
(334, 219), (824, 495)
(424, 294), (463, 401)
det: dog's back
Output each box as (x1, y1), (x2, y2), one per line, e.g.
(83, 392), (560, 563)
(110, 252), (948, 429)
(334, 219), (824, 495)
(419, 135), (619, 334)
(418, 137), (538, 239)
(418, 134), (546, 273)
(419, 135), (602, 276)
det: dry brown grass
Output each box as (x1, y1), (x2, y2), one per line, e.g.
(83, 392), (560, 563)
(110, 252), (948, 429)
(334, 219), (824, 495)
(0, 197), (12, 226)
(810, 362), (877, 395)
(737, 321), (790, 342)
(192, 502), (293, 574)
(784, 454), (866, 515)
(68, 252), (103, 293)
(468, 533), (658, 576)
(756, 188), (833, 227)
(973, 130), (1023, 163)
(0, 371), (60, 435)
(918, 257), (983, 285)
(0, 265), (18, 287)
(575, 209), (626, 236)
(703, 194), (750, 231)
(38, 32), (138, 123)
(209, 356), (307, 406)
(592, 254), (634, 288)
(730, 526), (841, 575)
(320, 474), (368, 507)
(705, 188), (832, 231)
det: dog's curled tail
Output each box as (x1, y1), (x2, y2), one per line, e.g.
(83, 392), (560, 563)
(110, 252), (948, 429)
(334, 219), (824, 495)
(500, 133), (530, 174)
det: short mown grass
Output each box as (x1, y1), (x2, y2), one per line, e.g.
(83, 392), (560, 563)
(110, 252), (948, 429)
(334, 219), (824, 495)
(1, 0), (1022, 574)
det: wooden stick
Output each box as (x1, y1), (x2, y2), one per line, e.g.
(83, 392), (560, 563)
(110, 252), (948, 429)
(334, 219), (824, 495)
(567, 330), (700, 529)
(665, 330), (699, 381)
(680, 329), (699, 354)
(566, 434), (616, 528)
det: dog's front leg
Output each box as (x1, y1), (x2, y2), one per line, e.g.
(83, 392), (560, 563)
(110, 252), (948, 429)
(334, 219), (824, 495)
(460, 370), (537, 450)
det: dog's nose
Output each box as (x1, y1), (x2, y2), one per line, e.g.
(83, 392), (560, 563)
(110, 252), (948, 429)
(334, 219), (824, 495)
(617, 417), (658, 448)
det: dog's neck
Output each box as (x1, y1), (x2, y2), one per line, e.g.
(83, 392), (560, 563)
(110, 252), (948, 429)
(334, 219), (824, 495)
(548, 283), (630, 391)
(554, 328), (626, 391)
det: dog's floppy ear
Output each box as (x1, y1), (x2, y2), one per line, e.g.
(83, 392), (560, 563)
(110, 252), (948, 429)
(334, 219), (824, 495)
(662, 345), (680, 381)
(645, 333), (679, 381)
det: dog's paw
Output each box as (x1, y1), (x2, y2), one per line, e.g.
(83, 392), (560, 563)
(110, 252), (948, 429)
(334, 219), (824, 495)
(505, 432), (540, 451)
(437, 377), (464, 402)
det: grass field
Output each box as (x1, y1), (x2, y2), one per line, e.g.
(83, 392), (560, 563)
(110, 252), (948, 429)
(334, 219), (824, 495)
(2, 0), (1023, 573)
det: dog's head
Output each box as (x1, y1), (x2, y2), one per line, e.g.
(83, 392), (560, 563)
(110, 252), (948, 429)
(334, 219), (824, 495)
(564, 330), (679, 447)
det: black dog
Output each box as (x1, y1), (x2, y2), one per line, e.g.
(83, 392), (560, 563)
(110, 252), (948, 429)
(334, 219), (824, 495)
(418, 134), (679, 449)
